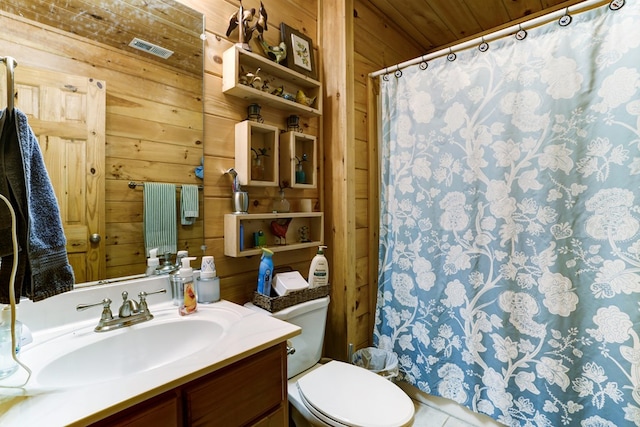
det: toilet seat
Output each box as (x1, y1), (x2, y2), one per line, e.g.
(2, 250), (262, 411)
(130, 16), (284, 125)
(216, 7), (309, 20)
(295, 360), (414, 427)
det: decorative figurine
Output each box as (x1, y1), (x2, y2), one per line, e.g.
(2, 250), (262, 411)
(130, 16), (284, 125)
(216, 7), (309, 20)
(226, 0), (256, 50)
(270, 218), (292, 245)
(296, 89), (316, 107)
(256, 35), (287, 64)
(238, 67), (262, 87)
(298, 226), (310, 243)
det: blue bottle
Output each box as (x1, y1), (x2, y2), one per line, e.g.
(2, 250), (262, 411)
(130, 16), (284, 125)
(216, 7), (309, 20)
(257, 248), (274, 296)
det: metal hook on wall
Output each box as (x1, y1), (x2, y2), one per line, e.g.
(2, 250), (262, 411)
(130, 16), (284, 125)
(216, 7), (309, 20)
(0, 56), (17, 117)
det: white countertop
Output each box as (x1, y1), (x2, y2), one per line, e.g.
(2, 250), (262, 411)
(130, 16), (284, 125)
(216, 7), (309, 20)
(0, 277), (300, 426)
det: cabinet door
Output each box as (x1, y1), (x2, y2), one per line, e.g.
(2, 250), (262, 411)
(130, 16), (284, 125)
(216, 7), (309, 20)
(89, 391), (181, 427)
(184, 344), (286, 427)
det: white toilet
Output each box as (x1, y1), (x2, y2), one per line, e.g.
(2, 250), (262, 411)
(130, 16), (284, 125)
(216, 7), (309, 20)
(246, 296), (415, 427)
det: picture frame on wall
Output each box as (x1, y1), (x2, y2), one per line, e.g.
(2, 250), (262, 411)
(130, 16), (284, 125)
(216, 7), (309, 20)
(280, 23), (317, 80)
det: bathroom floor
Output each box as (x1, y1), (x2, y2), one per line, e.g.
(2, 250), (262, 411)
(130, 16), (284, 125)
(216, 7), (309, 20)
(399, 382), (503, 427)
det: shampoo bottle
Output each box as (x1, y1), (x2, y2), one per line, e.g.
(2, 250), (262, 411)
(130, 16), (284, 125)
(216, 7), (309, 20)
(0, 306), (21, 380)
(257, 248), (274, 296)
(145, 248), (159, 276)
(308, 245), (329, 288)
(178, 257), (198, 316)
(197, 256), (220, 304)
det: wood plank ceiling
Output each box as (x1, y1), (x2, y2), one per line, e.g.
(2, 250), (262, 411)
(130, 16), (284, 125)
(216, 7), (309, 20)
(365, 0), (592, 54)
(0, 0), (204, 76)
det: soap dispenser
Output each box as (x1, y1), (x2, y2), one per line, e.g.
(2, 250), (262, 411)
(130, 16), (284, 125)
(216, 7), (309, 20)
(145, 248), (159, 276)
(178, 257), (198, 316)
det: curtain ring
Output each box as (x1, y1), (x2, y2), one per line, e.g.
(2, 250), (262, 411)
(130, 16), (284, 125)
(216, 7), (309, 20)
(515, 24), (527, 40)
(478, 37), (489, 52)
(447, 47), (457, 62)
(419, 55), (428, 70)
(609, 0), (625, 10)
(558, 7), (572, 26)
(382, 67), (389, 81)
(394, 65), (403, 78)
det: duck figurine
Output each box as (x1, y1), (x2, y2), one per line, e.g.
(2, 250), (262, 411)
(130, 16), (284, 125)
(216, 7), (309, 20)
(256, 34), (287, 64)
(296, 89), (316, 108)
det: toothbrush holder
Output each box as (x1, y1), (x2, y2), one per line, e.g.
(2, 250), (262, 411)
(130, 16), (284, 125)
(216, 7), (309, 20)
(232, 191), (249, 214)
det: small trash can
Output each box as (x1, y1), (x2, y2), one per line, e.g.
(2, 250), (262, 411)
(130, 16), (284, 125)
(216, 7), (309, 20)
(351, 347), (399, 380)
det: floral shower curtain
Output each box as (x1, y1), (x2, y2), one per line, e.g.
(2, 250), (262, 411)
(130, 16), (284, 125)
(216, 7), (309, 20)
(376, 2), (640, 426)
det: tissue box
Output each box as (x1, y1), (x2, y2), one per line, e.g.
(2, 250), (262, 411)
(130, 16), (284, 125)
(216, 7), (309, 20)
(274, 271), (309, 296)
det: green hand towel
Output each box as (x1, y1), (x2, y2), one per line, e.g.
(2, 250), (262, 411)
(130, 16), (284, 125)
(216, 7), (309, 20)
(144, 183), (177, 256)
(181, 184), (199, 225)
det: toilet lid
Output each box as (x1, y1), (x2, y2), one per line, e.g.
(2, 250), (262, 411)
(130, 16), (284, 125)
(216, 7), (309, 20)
(296, 360), (414, 427)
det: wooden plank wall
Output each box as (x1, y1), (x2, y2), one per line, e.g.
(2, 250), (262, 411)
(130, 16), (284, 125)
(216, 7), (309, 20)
(181, 0), (322, 305)
(351, 1), (423, 350)
(0, 10), (203, 281)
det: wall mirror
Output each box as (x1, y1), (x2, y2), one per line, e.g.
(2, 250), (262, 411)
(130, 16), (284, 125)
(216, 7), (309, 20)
(0, 0), (205, 286)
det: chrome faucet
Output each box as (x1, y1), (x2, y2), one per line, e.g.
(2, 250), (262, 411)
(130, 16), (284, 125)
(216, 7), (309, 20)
(77, 289), (167, 332)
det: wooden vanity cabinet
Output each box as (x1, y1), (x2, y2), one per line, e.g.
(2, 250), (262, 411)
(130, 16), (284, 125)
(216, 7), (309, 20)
(90, 343), (288, 427)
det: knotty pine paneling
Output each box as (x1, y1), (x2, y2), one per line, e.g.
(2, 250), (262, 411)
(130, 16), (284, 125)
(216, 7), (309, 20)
(0, 10), (202, 281)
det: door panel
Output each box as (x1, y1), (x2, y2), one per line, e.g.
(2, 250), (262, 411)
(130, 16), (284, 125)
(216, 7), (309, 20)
(13, 67), (106, 282)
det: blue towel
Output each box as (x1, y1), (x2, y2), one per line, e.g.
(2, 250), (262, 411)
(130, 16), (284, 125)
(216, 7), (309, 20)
(143, 183), (177, 256)
(0, 109), (74, 303)
(181, 184), (199, 225)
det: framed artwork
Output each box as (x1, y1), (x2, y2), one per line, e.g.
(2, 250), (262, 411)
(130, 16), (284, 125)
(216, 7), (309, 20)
(280, 23), (317, 80)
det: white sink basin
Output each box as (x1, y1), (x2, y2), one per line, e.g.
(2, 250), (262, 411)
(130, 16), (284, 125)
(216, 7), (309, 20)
(34, 318), (224, 388)
(16, 305), (239, 390)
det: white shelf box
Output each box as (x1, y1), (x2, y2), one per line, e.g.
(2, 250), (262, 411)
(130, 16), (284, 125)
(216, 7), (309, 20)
(222, 46), (322, 117)
(280, 131), (317, 189)
(235, 120), (279, 187)
(224, 212), (324, 257)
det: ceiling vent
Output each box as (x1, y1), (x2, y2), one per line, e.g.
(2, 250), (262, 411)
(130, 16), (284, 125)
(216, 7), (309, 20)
(128, 38), (174, 59)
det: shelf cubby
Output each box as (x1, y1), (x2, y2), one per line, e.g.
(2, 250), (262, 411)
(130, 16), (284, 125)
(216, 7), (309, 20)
(224, 212), (324, 257)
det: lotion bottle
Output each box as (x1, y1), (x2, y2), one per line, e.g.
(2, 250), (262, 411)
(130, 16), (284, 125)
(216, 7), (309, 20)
(178, 257), (198, 316)
(308, 245), (328, 288)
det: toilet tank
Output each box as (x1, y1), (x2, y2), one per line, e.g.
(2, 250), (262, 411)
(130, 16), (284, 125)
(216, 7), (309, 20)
(271, 296), (330, 379)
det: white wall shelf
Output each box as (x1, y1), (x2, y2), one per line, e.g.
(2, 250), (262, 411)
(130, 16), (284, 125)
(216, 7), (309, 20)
(224, 212), (324, 257)
(223, 46), (322, 117)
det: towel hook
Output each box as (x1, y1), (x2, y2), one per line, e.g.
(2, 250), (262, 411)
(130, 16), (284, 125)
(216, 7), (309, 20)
(515, 24), (528, 40)
(1, 56), (17, 117)
(558, 7), (572, 26)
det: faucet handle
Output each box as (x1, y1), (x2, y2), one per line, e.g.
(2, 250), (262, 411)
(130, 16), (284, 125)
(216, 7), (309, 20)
(138, 288), (167, 314)
(76, 298), (114, 322)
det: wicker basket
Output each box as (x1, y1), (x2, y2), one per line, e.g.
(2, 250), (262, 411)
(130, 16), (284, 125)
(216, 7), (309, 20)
(253, 284), (330, 312)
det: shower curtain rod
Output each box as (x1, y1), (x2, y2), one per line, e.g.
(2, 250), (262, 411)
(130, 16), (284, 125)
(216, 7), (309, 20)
(369, 0), (609, 78)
